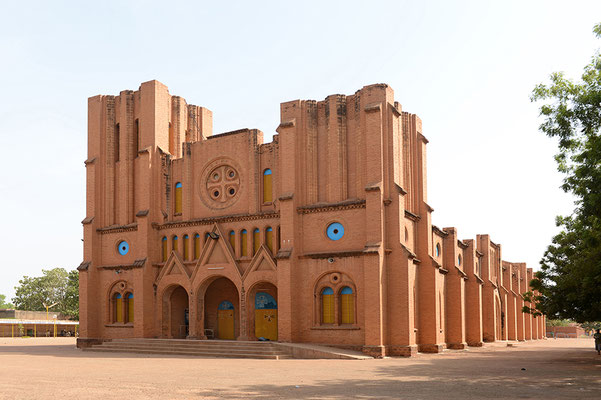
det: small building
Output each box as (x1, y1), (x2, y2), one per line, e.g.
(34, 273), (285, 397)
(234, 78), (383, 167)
(0, 310), (78, 337)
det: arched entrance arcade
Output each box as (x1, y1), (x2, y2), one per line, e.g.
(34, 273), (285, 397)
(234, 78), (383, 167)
(202, 277), (240, 340)
(248, 282), (278, 341)
(161, 285), (189, 339)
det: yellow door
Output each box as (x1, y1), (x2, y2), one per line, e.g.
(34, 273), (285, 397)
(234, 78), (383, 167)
(217, 301), (235, 340)
(254, 292), (278, 341)
(255, 309), (278, 341)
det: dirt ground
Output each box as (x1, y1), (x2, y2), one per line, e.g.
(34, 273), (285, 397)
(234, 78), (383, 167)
(0, 337), (600, 399)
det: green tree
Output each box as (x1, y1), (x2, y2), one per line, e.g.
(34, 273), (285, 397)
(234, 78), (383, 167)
(530, 23), (601, 322)
(0, 294), (14, 309)
(12, 268), (79, 319)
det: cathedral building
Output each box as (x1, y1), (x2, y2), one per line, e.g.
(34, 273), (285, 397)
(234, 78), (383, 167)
(77, 80), (545, 356)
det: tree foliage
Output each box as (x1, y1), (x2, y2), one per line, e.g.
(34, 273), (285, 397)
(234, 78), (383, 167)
(0, 294), (14, 309)
(11, 268), (79, 319)
(530, 23), (601, 323)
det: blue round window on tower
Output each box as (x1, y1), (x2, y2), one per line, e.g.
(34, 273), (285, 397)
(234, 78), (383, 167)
(117, 241), (129, 255)
(326, 222), (345, 241)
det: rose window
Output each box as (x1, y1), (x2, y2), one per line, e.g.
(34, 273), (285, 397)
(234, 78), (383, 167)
(206, 165), (240, 204)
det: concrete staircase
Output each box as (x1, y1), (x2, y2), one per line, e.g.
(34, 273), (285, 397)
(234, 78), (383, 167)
(83, 338), (293, 359)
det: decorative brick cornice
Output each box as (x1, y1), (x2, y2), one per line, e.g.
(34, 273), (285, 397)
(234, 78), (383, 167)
(457, 240), (468, 249)
(97, 258), (146, 270)
(364, 102), (381, 113)
(300, 250), (365, 259)
(278, 119), (296, 128)
(97, 223), (138, 234)
(279, 192), (294, 201)
(404, 210), (420, 221)
(77, 261), (91, 271)
(275, 248), (292, 259)
(297, 199), (366, 214)
(432, 225), (448, 237)
(81, 216), (94, 225)
(136, 210), (149, 217)
(153, 211), (280, 230)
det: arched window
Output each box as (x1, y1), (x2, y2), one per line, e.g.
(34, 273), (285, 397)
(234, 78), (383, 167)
(263, 169), (272, 203)
(253, 228), (260, 255)
(265, 227), (273, 253)
(458, 254), (462, 266)
(172, 236), (178, 253)
(321, 287), (335, 324)
(240, 229), (248, 257)
(340, 287), (354, 324)
(194, 233), (201, 260)
(114, 293), (123, 323)
(162, 237), (168, 262)
(126, 293), (134, 323)
(183, 234), (189, 260)
(435, 243), (441, 258)
(174, 182), (183, 214)
(229, 230), (236, 252)
(204, 232), (210, 244)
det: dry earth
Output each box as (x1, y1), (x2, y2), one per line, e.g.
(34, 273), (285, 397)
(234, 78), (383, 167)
(1, 337), (600, 399)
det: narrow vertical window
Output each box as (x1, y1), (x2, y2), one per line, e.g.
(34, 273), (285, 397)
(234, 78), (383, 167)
(115, 123), (120, 162)
(253, 228), (260, 255)
(229, 230), (236, 252)
(126, 293), (134, 323)
(162, 236), (168, 262)
(277, 226), (281, 251)
(340, 287), (354, 324)
(321, 287), (334, 324)
(265, 227), (273, 253)
(204, 232), (210, 244)
(134, 119), (139, 158)
(240, 229), (248, 257)
(172, 236), (178, 253)
(263, 169), (272, 203)
(194, 233), (200, 259)
(115, 293), (123, 323)
(183, 234), (189, 260)
(168, 122), (174, 154)
(175, 182), (183, 214)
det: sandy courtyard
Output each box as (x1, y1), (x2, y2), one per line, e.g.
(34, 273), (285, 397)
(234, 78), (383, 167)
(0, 338), (600, 399)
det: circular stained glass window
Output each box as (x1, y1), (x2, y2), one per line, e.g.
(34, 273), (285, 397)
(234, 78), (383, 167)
(326, 222), (345, 241)
(117, 241), (129, 255)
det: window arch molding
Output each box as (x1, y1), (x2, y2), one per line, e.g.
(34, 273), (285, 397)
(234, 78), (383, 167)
(313, 271), (357, 327)
(107, 280), (133, 325)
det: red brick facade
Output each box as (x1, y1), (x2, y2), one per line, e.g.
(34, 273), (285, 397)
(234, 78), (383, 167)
(77, 80), (545, 356)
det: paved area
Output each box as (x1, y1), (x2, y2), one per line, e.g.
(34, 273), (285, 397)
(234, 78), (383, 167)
(0, 338), (600, 399)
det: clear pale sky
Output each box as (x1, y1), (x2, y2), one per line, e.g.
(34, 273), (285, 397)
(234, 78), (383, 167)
(1, 0), (599, 300)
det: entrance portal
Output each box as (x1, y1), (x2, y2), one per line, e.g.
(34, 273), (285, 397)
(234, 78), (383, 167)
(217, 301), (235, 339)
(170, 286), (189, 338)
(255, 292), (278, 341)
(203, 277), (239, 340)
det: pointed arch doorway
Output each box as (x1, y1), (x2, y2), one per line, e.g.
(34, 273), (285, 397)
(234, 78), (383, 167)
(204, 277), (239, 340)
(250, 282), (278, 341)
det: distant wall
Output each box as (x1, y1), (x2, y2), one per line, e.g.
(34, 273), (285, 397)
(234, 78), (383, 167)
(546, 326), (585, 338)
(0, 309), (71, 320)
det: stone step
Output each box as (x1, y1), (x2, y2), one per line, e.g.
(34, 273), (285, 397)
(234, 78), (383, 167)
(83, 347), (291, 359)
(97, 343), (288, 355)
(110, 338), (277, 347)
(103, 342), (279, 351)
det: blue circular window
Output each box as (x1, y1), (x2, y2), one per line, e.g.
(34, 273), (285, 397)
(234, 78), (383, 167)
(117, 241), (129, 255)
(326, 222), (345, 241)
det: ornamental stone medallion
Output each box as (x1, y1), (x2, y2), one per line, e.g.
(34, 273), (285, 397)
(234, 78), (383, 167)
(200, 158), (242, 209)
